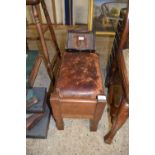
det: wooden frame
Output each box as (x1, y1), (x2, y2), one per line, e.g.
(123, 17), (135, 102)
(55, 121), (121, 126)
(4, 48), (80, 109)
(50, 92), (106, 131)
(88, 0), (128, 36)
(104, 49), (129, 144)
(104, 9), (129, 144)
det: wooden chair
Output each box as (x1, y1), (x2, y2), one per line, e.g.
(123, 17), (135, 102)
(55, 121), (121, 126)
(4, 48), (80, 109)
(26, 0), (61, 88)
(104, 8), (129, 144)
(26, 0), (62, 135)
(50, 31), (107, 131)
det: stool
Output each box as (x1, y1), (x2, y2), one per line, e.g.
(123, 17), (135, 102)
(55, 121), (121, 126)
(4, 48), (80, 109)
(50, 51), (106, 131)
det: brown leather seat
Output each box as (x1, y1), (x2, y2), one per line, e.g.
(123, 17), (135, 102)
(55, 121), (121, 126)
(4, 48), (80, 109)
(55, 52), (104, 99)
(50, 51), (106, 130)
(26, 0), (41, 5)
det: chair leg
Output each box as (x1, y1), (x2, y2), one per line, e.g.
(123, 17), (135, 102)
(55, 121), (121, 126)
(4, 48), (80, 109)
(107, 83), (117, 123)
(107, 68), (123, 123)
(90, 101), (106, 131)
(109, 89), (123, 124)
(50, 94), (64, 130)
(104, 98), (129, 144)
(110, 105), (119, 124)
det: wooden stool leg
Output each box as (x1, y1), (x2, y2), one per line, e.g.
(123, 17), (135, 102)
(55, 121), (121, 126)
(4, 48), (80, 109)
(104, 98), (129, 144)
(50, 94), (64, 130)
(90, 101), (106, 131)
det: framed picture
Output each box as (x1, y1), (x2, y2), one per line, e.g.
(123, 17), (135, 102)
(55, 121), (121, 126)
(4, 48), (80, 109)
(88, 0), (128, 36)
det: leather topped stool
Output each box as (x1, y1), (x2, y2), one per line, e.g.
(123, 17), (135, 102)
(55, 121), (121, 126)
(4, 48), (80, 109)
(50, 31), (107, 131)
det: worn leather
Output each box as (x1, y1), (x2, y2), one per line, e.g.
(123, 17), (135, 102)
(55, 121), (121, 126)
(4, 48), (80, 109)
(55, 52), (104, 99)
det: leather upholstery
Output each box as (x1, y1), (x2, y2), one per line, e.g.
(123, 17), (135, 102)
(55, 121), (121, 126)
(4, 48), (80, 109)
(55, 52), (104, 99)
